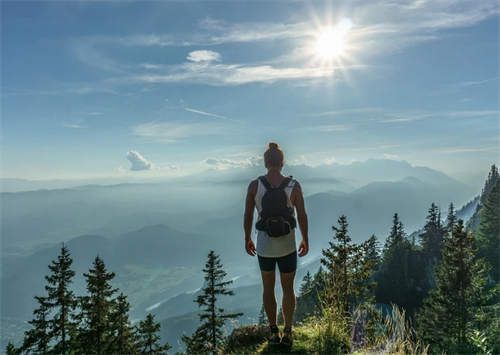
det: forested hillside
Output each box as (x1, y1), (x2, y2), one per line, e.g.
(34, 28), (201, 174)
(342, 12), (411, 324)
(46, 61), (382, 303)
(5, 165), (499, 354)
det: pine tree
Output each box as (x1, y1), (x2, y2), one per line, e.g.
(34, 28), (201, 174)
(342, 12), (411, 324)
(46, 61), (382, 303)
(376, 214), (416, 311)
(363, 235), (380, 265)
(135, 313), (170, 355)
(356, 235), (380, 303)
(183, 250), (242, 355)
(419, 203), (445, 262)
(417, 220), (493, 353)
(77, 256), (117, 354)
(44, 244), (78, 355)
(258, 304), (267, 325)
(476, 178), (500, 282)
(19, 295), (51, 354)
(299, 271), (313, 296)
(446, 202), (456, 237)
(384, 213), (405, 252)
(108, 293), (138, 354)
(469, 165), (499, 230)
(5, 342), (17, 355)
(295, 267), (327, 322)
(321, 215), (373, 314)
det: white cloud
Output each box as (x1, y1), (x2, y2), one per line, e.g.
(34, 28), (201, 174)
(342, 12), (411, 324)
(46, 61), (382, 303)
(126, 150), (153, 171)
(204, 156), (261, 170)
(129, 62), (347, 86)
(65, 0), (498, 88)
(187, 50), (221, 63)
(132, 120), (227, 143)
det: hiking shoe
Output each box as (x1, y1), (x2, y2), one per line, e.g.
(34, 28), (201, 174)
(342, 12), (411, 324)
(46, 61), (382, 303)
(268, 325), (281, 345)
(281, 328), (293, 347)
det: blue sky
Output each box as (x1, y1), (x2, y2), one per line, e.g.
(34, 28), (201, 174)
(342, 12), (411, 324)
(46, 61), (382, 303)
(1, 0), (498, 180)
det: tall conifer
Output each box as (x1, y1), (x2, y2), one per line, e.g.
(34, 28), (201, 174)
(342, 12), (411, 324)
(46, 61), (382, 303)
(417, 220), (492, 353)
(77, 256), (117, 354)
(183, 251), (242, 355)
(44, 244), (78, 355)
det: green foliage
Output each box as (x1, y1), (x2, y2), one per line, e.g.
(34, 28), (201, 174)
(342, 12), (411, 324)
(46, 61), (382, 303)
(295, 269), (325, 322)
(469, 165), (499, 230)
(377, 305), (428, 355)
(224, 325), (268, 353)
(321, 215), (377, 314)
(108, 293), (138, 354)
(376, 213), (427, 315)
(136, 313), (171, 355)
(416, 220), (495, 354)
(8, 246), (172, 355)
(308, 306), (350, 354)
(183, 250), (242, 355)
(476, 178), (500, 282)
(18, 296), (51, 354)
(45, 244), (78, 355)
(419, 203), (446, 263)
(5, 342), (18, 355)
(76, 256), (118, 354)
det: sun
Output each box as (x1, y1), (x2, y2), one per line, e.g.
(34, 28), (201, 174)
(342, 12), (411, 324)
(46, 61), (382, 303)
(313, 18), (353, 62)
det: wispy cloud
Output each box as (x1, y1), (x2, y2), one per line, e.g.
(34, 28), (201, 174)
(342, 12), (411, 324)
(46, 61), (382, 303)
(304, 107), (382, 117)
(435, 146), (499, 154)
(132, 120), (229, 143)
(306, 124), (351, 132)
(184, 107), (228, 120)
(126, 62), (351, 86)
(379, 109), (499, 123)
(62, 123), (85, 129)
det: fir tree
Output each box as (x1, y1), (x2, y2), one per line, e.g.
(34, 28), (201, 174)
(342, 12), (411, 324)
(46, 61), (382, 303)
(19, 295), (51, 354)
(77, 256), (117, 354)
(108, 293), (138, 355)
(384, 213), (405, 252)
(417, 220), (493, 353)
(321, 215), (374, 314)
(5, 342), (18, 355)
(295, 267), (327, 322)
(476, 178), (500, 282)
(356, 235), (380, 303)
(469, 165), (499, 230)
(299, 271), (313, 296)
(363, 235), (380, 265)
(183, 250), (242, 355)
(376, 214), (421, 312)
(419, 203), (445, 262)
(446, 202), (456, 237)
(135, 313), (170, 355)
(44, 244), (77, 355)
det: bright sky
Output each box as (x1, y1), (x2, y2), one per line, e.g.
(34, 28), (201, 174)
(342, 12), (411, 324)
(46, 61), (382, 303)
(1, 1), (499, 180)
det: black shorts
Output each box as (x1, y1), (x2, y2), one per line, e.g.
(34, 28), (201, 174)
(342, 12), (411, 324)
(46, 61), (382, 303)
(258, 251), (297, 273)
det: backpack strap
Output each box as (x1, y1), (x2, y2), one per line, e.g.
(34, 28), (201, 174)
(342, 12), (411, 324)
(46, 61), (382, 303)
(258, 176), (273, 191)
(278, 176), (292, 190)
(259, 175), (293, 190)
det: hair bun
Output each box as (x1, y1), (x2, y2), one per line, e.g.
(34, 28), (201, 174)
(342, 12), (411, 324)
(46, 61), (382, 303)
(268, 142), (279, 150)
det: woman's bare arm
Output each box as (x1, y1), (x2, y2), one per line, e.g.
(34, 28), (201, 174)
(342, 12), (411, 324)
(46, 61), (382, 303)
(243, 180), (257, 256)
(292, 182), (309, 256)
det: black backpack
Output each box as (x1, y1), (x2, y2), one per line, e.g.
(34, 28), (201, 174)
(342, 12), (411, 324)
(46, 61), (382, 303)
(255, 176), (297, 237)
